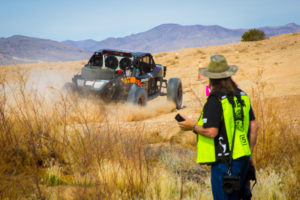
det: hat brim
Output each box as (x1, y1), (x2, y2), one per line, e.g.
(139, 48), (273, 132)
(199, 65), (238, 79)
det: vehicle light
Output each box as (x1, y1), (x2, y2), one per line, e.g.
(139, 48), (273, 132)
(103, 50), (111, 54)
(85, 81), (94, 86)
(117, 70), (123, 75)
(77, 79), (84, 87)
(94, 80), (108, 89)
(123, 52), (132, 57)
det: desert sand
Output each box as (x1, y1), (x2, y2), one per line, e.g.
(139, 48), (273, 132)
(1, 32), (299, 139)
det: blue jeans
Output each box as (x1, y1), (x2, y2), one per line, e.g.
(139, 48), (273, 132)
(211, 158), (250, 200)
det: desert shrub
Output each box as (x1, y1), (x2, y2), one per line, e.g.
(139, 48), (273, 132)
(241, 29), (266, 41)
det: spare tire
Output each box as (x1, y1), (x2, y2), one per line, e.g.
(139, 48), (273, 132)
(120, 57), (132, 70)
(127, 84), (147, 106)
(167, 78), (183, 109)
(105, 56), (118, 69)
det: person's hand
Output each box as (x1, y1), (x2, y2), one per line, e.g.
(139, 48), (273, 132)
(178, 114), (195, 131)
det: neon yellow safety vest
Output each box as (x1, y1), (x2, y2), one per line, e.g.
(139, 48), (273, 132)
(196, 92), (252, 164)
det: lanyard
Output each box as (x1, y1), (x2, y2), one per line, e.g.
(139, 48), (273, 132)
(226, 95), (242, 175)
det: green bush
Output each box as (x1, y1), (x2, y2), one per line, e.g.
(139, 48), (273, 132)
(241, 29), (266, 41)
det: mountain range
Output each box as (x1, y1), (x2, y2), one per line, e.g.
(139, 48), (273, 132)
(63, 23), (300, 53)
(1, 23), (300, 65)
(0, 35), (91, 65)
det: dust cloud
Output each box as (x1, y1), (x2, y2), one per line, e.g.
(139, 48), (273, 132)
(106, 98), (176, 122)
(12, 68), (177, 123)
(26, 68), (73, 98)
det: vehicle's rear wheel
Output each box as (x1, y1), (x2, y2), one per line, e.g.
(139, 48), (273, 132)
(100, 78), (125, 102)
(167, 78), (182, 109)
(127, 84), (147, 106)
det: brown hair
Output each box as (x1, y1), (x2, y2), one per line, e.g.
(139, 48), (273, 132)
(209, 77), (238, 94)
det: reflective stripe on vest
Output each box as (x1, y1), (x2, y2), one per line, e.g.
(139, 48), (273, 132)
(196, 93), (252, 164)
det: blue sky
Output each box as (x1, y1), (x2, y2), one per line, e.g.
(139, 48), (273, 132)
(1, 0), (300, 41)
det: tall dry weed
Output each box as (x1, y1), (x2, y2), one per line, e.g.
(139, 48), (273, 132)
(0, 70), (154, 199)
(246, 67), (300, 199)
(0, 68), (299, 199)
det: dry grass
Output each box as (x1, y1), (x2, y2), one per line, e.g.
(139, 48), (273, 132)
(0, 68), (299, 200)
(0, 71), (212, 199)
(246, 70), (300, 200)
(1, 33), (300, 199)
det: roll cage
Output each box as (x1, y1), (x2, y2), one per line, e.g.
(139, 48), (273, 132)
(86, 49), (156, 76)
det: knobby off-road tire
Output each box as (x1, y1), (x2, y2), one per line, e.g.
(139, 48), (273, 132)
(100, 78), (126, 102)
(127, 84), (147, 106)
(167, 78), (183, 109)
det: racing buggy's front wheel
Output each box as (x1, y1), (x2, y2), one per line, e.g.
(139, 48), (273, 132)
(127, 84), (147, 106)
(167, 78), (182, 109)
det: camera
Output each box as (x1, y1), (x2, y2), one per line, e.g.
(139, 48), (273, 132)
(223, 175), (240, 194)
(175, 113), (185, 122)
(246, 164), (256, 181)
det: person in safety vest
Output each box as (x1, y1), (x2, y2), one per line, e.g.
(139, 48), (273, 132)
(178, 55), (258, 200)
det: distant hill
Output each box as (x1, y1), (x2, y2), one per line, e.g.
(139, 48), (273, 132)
(0, 35), (91, 65)
(260, 23), (300, 36)
(63, 23), (300, 53)
(2, 23), (299, 66)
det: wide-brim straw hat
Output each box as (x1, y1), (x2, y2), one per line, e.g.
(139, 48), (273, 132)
(199, 55), (238, 79)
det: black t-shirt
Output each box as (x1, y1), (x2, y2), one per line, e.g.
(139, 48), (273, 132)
(202, 92), (255, 129)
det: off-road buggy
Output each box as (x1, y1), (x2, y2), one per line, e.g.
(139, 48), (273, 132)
(71, 49), (182, 108)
